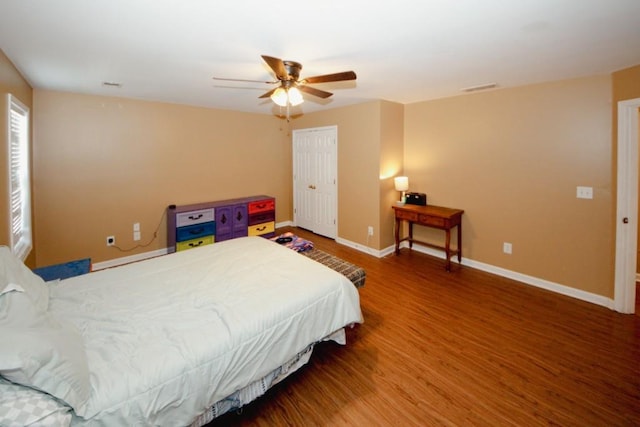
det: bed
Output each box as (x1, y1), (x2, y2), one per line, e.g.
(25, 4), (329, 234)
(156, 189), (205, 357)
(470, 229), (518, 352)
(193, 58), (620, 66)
(0, 236), (363, 426)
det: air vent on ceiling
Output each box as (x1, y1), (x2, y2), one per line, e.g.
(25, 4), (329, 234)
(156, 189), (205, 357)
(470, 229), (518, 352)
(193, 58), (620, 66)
(461, 83), (497, 93)
(102, 81), (122, 88)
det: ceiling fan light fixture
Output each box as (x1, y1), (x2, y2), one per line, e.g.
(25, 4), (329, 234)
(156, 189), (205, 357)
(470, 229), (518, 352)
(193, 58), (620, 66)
(270, 86), (304, 107)
(288, 87), (304, 106)
(270, 87), (288, 107)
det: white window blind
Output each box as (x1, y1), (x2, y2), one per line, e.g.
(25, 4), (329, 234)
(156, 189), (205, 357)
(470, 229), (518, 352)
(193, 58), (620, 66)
(7, 94), (32, 260)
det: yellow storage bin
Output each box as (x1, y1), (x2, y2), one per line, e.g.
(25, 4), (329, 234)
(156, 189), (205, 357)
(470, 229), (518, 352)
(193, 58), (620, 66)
(176, 235), (214, 251)
(248, 222), (275, 236)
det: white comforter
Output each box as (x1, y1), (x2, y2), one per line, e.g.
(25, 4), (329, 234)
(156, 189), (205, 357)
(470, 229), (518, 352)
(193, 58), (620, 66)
(48, 237), (363, 426)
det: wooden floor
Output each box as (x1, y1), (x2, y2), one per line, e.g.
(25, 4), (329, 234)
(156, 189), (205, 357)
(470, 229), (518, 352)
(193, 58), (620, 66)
(208, 227), (640, 426)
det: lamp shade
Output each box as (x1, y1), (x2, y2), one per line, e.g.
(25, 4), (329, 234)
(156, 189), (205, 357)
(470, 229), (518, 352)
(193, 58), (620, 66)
(394, 176), (409, 192)
(288, 87), (304, 106)
(270, 86), (304, 107)
(270, 87), (288, 107)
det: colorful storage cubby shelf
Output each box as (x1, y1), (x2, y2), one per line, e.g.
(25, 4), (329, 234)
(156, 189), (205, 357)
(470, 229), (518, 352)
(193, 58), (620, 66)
(167, 195), (275, 253)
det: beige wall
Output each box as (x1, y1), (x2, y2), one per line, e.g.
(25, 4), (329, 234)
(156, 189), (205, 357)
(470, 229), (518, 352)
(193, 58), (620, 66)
(33, 90), (291, 266)
(612, 64), (640, 101)
(378, 101), (405, 249)
(611, 64), (640, 273)
(0, 49), (34, 266)
(405, 75), (613, 297)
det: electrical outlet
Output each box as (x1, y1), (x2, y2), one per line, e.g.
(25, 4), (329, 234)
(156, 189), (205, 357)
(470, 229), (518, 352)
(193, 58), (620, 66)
(133, 231), (141, 241)
(367, 226), (374, 236)
(106, 236), (115, 246)
(576, 186), (593, 199)
(503, 242), (512, 254)
(133, 222), (140, 232)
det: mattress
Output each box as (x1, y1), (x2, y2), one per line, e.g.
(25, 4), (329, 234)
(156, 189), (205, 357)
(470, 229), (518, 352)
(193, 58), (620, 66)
(41, 237), (363, 426)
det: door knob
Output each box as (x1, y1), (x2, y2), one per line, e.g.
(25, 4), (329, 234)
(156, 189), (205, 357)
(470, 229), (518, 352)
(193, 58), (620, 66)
(623, 217), (629, 224)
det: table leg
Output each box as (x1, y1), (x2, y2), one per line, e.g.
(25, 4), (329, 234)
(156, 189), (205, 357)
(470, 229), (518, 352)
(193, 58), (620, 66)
(457, 223), (462, 263)
(445, 228), (451, 272)
(394, 217), (401, 255)
(408, 222), (414, 249)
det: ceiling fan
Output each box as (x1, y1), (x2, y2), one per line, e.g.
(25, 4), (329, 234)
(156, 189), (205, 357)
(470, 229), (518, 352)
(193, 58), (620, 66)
(213, 55), (357, 111)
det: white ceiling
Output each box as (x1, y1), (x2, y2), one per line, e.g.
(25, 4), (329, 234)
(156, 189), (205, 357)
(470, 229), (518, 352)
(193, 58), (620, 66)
(1, 0), (640, 116)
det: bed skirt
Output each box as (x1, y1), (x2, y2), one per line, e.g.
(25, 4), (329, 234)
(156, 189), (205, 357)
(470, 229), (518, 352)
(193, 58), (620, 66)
(190, 328), (347, 426)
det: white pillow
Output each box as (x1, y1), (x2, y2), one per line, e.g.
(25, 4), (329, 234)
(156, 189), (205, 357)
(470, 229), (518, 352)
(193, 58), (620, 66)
(0, 267), (91, 414)
(0, 308), (91, 414)
(0, 283), (24, 296)
(0, 286), (44, 326)
(0, 246), (49, 313)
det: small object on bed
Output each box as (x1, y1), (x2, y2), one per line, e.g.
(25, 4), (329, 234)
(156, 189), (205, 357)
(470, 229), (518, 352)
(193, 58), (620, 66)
(270, 232), (314, 252)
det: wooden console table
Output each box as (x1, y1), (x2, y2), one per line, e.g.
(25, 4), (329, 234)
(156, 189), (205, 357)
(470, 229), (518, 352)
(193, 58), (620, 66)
(392, 204), (464, 271)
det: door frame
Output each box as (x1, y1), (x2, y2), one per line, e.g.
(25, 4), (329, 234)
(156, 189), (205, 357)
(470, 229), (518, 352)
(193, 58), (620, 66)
(614, 98), (640, 313)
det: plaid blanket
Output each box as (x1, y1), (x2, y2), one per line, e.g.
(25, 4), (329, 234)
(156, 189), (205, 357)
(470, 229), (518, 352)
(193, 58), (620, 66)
(301, 249), (366, 288)
(270, 233), (365, 288)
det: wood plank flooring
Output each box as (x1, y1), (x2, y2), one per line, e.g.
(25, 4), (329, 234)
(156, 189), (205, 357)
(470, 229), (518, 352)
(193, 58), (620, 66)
(208, 227), (640, 426)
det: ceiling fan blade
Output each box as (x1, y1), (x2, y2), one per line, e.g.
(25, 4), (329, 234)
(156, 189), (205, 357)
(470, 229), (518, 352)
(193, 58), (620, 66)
(302, 71), (357, 84)
(261, 55), (288, 80)
(213, 77), (277, 84)
(298, 85), (333, 99)
(258, 88), (278, 99)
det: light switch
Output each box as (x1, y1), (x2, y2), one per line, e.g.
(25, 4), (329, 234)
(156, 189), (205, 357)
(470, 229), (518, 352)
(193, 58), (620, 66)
(576, 186), (593, 199)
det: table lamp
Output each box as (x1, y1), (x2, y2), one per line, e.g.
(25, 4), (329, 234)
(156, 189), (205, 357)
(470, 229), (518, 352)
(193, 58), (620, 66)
(394, 176), (409, 205)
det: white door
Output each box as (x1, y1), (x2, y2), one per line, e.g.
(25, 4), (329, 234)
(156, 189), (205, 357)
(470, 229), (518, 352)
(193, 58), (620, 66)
(614, 98), (640, 313)
(293, 126), (337, 239)
(293, 130), (316, 231)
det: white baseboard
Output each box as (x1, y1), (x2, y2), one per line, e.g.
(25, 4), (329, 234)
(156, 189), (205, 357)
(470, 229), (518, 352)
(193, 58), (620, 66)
(334, 238), (614, 310)
(92, 248), (169, 271)
(397, 241), (614, 310)
(335, 237), (388, 257)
